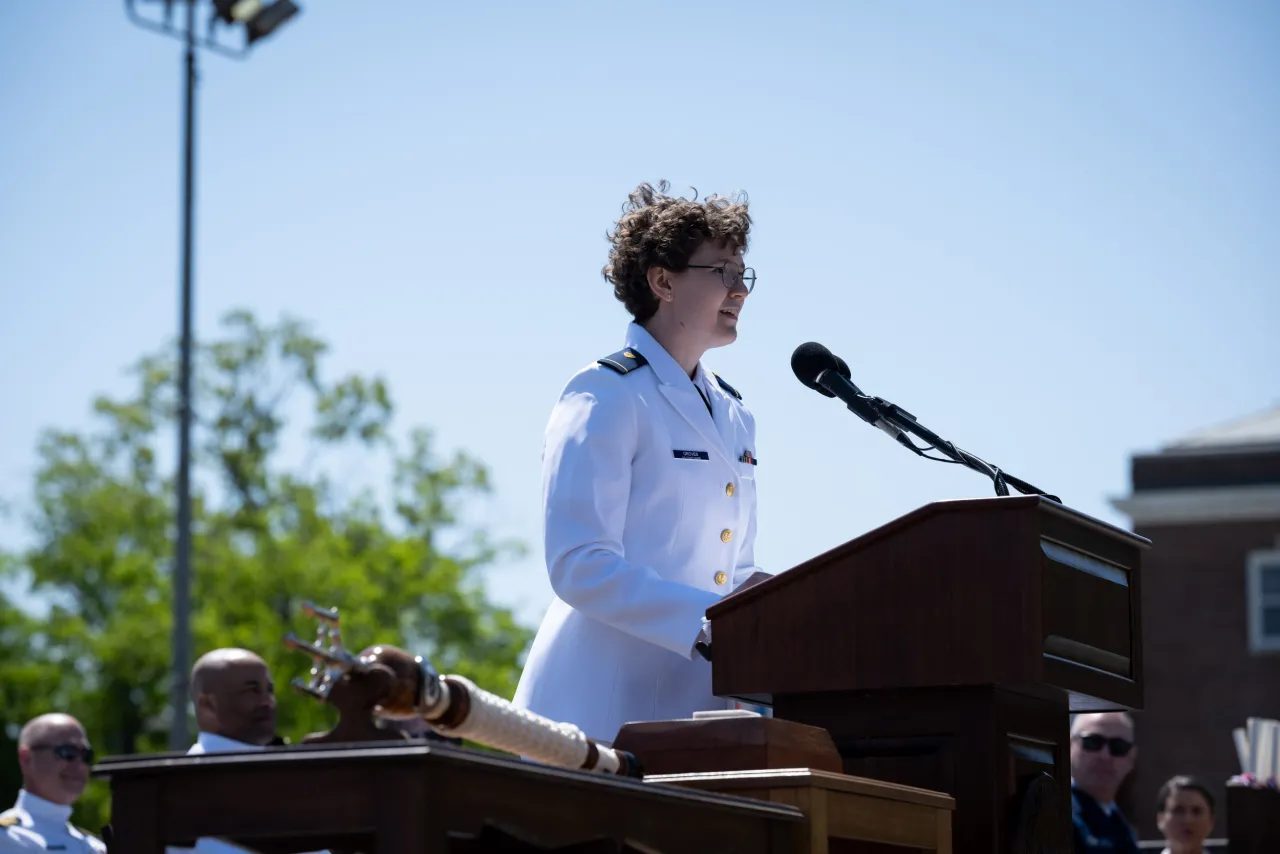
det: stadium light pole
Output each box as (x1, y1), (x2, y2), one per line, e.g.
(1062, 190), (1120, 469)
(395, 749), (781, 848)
(123, 0), (301, 752)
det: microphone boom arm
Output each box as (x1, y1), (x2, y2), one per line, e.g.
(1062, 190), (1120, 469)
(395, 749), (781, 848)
(866, 395), (1060, 502)
(796, 343), (1059, 503)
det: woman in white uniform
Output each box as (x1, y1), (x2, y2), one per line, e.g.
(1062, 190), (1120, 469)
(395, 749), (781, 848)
(512, 181), (764, 744)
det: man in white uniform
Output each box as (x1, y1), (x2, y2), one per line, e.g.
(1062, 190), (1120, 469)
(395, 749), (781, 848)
(0, 713), (106, 852)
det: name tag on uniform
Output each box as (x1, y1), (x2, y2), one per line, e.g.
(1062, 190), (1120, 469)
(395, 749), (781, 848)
(673, 450), (710, 460)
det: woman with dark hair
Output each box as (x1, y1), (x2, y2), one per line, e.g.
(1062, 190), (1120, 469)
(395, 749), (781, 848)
(512, 181), (763, 744)
(1155, 776), (1215, 854)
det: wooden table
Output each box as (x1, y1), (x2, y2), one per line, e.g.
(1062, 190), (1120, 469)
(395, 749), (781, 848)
(93, 741), (804, 853)
(645, 768), (954, 853)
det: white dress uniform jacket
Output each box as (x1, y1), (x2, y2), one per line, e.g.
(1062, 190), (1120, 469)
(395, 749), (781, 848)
(166, 733), (327, 854)
(512, 322), (765, 743)
(0, 790), (106, 853)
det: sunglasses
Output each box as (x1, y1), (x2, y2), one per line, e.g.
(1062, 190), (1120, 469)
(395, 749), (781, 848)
(1077, 734), (1133, 757)
(32, 743), (95, 764)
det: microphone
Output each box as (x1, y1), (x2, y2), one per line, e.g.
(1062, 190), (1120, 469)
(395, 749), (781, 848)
(791, 343), (914, 449)
(790, 341), (1060, 502)
(807, 351), (852, 397)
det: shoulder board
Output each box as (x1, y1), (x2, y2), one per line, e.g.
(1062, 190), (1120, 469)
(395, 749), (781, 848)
(597, 349), (648, 375)
(714, 372), (743, 400)
(0, 814), (19, 828)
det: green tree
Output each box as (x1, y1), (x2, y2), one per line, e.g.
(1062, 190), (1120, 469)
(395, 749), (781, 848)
(0, 310), (532, 833)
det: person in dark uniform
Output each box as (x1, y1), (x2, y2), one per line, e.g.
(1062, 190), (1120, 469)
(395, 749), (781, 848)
(1070, 712), (1139, 853)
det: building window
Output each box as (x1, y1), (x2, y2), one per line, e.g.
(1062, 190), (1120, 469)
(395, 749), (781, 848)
(1247, 549), (1280, 653)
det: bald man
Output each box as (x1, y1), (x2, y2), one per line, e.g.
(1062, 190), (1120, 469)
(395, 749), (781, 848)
(0, 713), (106, 852)
(1069, 712), (1139, 853)
(162, 649), (277, 854)
(167, 649), (325, 854)
(187, 648), (278, 753)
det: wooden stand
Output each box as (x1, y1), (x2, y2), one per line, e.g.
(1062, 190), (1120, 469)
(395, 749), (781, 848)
(1226, 786), (1280, 854)
(612, 715), (842, 776)
(647, 768), (954, 854)
(298, 666), (406, 745)
(706, 496), (1150, 854)
(93, 741), (804, 853)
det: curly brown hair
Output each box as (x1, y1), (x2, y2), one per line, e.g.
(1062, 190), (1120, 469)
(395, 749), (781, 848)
(603, 180), (751, 322)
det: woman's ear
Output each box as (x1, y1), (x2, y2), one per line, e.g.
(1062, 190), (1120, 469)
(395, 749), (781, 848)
(647, 267), (674, 303)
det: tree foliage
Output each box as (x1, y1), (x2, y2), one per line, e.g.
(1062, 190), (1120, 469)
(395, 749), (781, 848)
(0, 310), (531, 832)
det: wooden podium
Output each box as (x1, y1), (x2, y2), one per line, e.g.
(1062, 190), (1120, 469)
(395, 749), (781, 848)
(1226, 786), (1280, 854)
(94, 740), (804, 853)
(706, 495), (1150, 854)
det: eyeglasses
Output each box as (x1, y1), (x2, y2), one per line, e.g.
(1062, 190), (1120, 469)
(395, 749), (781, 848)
(1076, 734), (1133, 757)
(32, 743), (95, 764)
(686, 264), (756, 294)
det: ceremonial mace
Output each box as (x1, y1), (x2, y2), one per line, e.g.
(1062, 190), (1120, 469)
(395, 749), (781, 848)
(283, 601), (642, 778)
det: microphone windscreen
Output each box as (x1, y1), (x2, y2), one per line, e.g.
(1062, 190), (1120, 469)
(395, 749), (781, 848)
(834, 354), (851, 380)
(791, 342), (840, 394)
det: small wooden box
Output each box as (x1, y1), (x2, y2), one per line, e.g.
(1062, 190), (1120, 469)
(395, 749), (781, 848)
(647, 767), (955, 854)
(613, 715), (843, 776)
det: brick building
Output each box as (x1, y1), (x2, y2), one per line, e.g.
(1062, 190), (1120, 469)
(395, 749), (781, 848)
(1111, 405), (1280, 840)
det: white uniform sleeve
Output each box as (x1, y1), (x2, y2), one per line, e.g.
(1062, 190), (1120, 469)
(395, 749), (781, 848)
(542, 370), (720, 659)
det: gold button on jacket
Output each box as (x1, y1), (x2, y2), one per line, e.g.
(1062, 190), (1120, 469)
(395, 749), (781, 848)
(714, 571), (728, 586)
(725, 482), (735, 497)
(720, 528), (733, 543)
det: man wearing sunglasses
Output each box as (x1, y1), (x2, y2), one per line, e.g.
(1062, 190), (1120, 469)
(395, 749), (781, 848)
(1070, 711), (1140, 853)
(0, 712), (106, 852)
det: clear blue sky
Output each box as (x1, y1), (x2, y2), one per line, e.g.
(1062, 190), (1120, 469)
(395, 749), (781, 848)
(2, 1), (1277, 629)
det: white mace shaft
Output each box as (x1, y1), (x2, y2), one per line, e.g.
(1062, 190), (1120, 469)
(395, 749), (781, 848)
(425, 675), (626, 775)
